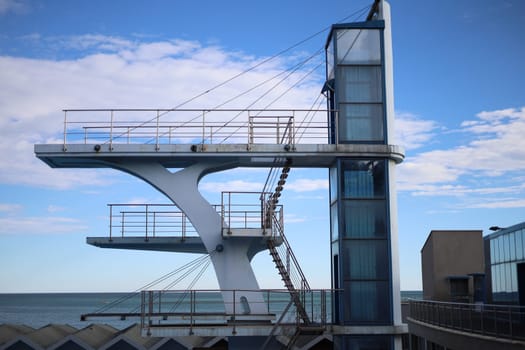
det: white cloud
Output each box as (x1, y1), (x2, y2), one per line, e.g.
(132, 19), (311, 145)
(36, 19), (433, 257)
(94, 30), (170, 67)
(398, 107), (525, 204)
(469, 198), (525, 209)
(0, 35), (323, 189)
(0, 0), (28, 15)
(0, 216), (88, 235)
(394, 112), (440, 150)
(200, 180), (264, 193)
(0, 203), (22, 213)
(286, 178), (328, 192)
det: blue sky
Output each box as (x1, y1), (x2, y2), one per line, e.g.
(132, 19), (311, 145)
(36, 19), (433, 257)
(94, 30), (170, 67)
(0, 0), (524, 293)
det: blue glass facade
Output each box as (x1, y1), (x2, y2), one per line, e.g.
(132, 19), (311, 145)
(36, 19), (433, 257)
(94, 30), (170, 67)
(485, 222), (525, 305)
(326, 15), (400, 349)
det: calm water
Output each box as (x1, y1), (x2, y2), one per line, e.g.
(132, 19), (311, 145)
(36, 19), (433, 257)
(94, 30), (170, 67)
(0, 291), (422, 329)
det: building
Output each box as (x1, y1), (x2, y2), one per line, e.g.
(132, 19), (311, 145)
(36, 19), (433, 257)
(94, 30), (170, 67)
(407, 225), (525, 350)
(484, 221), (525, 305)
(420, 230), (485, 302)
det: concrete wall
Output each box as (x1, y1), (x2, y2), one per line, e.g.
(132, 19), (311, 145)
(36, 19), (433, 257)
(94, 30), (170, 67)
(421, 230), (484, 301)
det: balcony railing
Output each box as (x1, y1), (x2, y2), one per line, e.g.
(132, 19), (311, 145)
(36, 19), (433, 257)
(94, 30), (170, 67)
(107, 192), (283, 241)
(140, 289), (333, 335)
(409, 299), (525, 341)
(60, 108), (334, 150)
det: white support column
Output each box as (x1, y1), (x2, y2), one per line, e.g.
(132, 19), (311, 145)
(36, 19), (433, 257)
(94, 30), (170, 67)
(114, 160), (267, 314)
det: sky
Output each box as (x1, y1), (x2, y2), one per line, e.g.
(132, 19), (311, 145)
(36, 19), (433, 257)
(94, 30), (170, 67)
(0, 0), (524, 294)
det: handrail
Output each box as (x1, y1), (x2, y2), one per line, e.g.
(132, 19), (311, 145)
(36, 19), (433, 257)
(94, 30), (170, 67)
(107, 195), (284, 240)
(140, 288), (333, 335)
(408, 299), (525, 341)
(60, 108), (333, 148)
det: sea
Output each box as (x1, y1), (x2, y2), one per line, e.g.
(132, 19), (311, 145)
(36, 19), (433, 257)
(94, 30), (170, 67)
(0, 291), (422, 330)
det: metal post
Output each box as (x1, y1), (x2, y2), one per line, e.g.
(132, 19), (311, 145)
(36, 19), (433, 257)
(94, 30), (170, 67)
(232, 290), (237, 334)
(109, 205), (113, 241)
(202, 110), (206, 144)
(182, 212), (186, 241)
(121, 211), (125, 238)
(153, 211), (156, 237)
(155, 110), (160, 150)
(63, 110), (68, 151)
(145, 204), (149, 241)
(109, 110), (114, 151)
(189, 290), (194, 335)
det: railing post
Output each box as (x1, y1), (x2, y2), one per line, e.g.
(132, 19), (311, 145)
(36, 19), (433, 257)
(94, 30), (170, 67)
(189, 290), (194, 335)
(202, 110), (206, 145)
(155, 110), (160, 150)
(232, 290), (237, 334)
(109, 110), (114, 151)
(121, 211), (125, 238)
(63, 110), (68, 151)
(145, 204), (149, 241)
(182, 212), (186, 241)
(153, 211), (156, 238)
(109, 205), (113, 241)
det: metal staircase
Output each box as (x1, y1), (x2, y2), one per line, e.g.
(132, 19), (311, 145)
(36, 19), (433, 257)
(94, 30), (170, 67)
(262, 161), (311, 326)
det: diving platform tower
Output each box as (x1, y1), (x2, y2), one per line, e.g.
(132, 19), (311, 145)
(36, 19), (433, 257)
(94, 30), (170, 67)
(35, 1), (405, 349)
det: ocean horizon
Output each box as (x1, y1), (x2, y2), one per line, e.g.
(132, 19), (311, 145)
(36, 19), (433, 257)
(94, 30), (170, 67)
(0, 291), (422, 329)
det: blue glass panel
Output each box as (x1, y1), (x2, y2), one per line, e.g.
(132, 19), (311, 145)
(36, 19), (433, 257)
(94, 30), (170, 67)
(343, 280), (390, 323)
(517, 229), (524, 260)
(343, 200), (387, 238)
(329, 166), (338, 201)
(339, 103), (384, 142)
(341, 160), (386, 198)
(342, 240), (388, 280)
(490, 239), (496, 263)
(336, 29), (381, 64)
(499, 237), (505, 263)
(331, 203), (339, 241)
(505, 235), (511, 262)
(338, 66), (382, 103)
(510, 232), (517, 261)
(491, 265), (498, 293)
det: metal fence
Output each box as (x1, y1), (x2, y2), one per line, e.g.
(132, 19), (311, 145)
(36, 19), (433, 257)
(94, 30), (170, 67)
(107, 192), (283, 240)
(409, 299), (525, 341)
(140, 289), (333, 334)
(61, 108), (333, 149)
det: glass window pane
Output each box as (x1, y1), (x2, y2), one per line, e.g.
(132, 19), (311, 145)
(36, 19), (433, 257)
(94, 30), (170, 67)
(505, 235), (511, 262)
(343, 200), (387, 238)
(331, 203), (339, 241)
(336, 29), (381, 64)
(499, 237), (505, 263)
(342, 240), (388, 280)
(491, 265), (498, 292)
(338, 66), (382, 103)
(339, 103), (384, 142)
(342, 160), (386, 198)
(505, 263), (511, 292)
(517, 230), (524, 260)
(343, 281), (390, 323)
(490, 239), (496, 263)
(510, 232), (516, 261)
(330, 166), (338, 201)
(510, 263), (517, 293)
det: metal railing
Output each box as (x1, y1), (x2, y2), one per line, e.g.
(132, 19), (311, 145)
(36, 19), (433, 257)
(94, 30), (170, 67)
(140, 289), (333, 334)
(409, 299), (525, 341)
(221, 191), (283, 236)
(107, 193), (283, 240)
(60, 108), (333, 149)
(107, 204), (200, 240)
